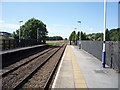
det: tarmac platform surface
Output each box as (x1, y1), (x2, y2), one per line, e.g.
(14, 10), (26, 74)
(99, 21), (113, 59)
(52, 45), (118, 89)
(0, 44), (46, 55)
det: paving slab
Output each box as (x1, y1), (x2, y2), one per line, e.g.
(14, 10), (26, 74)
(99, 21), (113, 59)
(53, 45), (75, 88)
(52, 45), (87, 89)
(73, 46), (119, 88)
(52, 45), (119, 89)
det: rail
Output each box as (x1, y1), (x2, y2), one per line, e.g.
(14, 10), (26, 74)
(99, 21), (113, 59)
(2, 43), (66, 89)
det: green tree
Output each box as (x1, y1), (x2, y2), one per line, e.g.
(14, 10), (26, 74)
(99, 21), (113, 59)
(69, 28), (120, 41)
(13, 18), (48, 43)
(118, 28), (120, 41)
(81, 31), (87, 40)
(106, 28), (110, 41)
(13, 30), (19, 39)
(69, 31), (76, 45)
(46, 36), (63, 40)
(64, 38), (67, 40)
(76, 31), (80, 40)
(95, 33), (103, 41)
(109, 28), (119, 41)
(69, 31), (76, 41)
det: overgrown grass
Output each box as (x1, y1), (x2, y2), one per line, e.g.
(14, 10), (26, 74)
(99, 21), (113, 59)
(46, 40), (64, 46)
(0, 36), (3, 39)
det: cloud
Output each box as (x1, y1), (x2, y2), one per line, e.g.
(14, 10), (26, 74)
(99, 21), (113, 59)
(98, 30), (103, 33)
(47, 24), (65, 34)
(0, 20), (4, 24)
(86, 27), (103, 34)
(0, 20), (19, 33)
(2, 24), (19, 29)
(89, 27), (94, 31)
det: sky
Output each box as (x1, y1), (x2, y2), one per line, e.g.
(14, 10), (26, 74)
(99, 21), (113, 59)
(0, 1), (119, 38)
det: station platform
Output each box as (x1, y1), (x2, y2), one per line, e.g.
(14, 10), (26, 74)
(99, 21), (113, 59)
(1, 44), (48, 68)
(0, 44), (46, 55)
(52, 45), (119, 89)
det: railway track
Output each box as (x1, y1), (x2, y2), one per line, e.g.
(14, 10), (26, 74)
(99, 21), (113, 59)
(1, 46), (53, 77)
(2, 43), (66, 89)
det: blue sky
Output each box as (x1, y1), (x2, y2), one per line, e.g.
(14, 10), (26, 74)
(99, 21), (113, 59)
(0, 2), (119, 38)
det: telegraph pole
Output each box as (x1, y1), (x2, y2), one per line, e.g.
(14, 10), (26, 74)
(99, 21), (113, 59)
(19, 20), (23, 43)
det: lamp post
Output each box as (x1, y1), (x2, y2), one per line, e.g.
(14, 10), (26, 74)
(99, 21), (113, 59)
(74, 28), (77, 45)
(37, 28), (39, 42)
(19, 20), (23, 43)
(77, 21), (81, 49)
(102, 0), (107, 68)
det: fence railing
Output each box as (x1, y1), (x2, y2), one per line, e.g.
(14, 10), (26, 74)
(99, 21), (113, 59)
(0, 39), (43, 51)
(77, 40), (120, 72)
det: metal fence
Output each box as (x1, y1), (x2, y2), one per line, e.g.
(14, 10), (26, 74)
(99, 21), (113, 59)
(0, 39), (42, 51)
(77, 41), (120, 72)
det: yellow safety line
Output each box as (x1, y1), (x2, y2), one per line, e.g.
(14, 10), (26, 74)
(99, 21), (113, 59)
(70, 45), (88, 89)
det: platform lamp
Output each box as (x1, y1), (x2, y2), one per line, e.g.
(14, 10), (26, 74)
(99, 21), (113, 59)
(77, 21), (81, 49)
(74, 28), (77, 45)
(37, 28), (39, 42)
(102, 0), (107, 68)
(19, 20), (23, 43)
